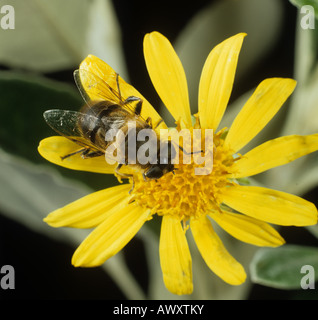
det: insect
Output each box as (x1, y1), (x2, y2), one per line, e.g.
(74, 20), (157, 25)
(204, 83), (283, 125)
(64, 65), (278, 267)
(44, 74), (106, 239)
(43, 69), (177, 183)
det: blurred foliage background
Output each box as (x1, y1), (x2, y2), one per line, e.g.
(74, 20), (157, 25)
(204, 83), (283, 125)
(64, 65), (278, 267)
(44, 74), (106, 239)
(0, 0), (318, 300)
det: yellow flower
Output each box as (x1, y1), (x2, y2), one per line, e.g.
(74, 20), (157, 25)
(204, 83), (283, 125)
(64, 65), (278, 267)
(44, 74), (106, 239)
(38, 32), (318, 295)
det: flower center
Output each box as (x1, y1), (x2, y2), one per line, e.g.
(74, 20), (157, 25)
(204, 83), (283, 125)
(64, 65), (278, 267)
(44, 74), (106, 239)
(131, 124), (236, 221)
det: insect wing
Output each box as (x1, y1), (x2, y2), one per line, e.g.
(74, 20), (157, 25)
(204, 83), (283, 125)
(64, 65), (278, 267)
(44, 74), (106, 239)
(74, 69), (154, 127)
(74, 69), (124, 106)
(43, 109), (102, 151)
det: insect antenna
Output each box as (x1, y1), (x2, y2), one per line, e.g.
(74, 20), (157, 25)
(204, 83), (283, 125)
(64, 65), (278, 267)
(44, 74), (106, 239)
(177, 144), (203, 155)
(115, 73), (122, 100)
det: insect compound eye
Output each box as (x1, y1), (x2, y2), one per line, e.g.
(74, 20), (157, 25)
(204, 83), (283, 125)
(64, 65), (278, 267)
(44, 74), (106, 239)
(145, 166), (164, 180)
(165, 164), (175, 173)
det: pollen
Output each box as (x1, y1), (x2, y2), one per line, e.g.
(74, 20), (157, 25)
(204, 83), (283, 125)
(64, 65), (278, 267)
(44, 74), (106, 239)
(131, 126), (236, 220)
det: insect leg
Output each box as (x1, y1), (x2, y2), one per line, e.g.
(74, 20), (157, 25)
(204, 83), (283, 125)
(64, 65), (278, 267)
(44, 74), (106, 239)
(123, 96), (143, 116)
(154, 119), (164, 129)
(145, 117), (153, 127)
(61, 148), (88, 160)
(114, 72), (144, 115)
(61, 148), (103, 160)
(134, 100), (143, 116)
(115, 163), (135, 193)
(81, 150), (104, 159)
(115, 73), (122, 100)
(115, 164), (133, 179)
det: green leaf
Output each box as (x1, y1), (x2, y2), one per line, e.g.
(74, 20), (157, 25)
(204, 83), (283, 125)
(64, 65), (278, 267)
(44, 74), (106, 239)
(250, 245), (318, 289)
(0, 148), (90, 239)
(0, 0), (89, 71)
(0, 148), (145, 299)
(0, 0), (126, 74)
(307, 225), (318, 239)
(0, 71), (82, 162)
(85, 0), (127, 78)
(290, 0), (318, 18)
(0, 71), (119, 190)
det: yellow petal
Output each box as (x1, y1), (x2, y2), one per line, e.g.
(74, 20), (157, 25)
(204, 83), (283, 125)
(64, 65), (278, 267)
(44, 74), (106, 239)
(225, 78), (297, 153)
(210, 210), (285, 247)
(143, 32), (192, 128)
(44, 184), (131, 228)
(230, 134), (318, 178)
(199, 33), (246, 131)
(222, 185), (318, 226)
(191, 215), (246, 285)
(72, 203), (150, 267)
(159, 215), (193, 295)
(38, 136), (116, 173)
(79, 54), (166, 130)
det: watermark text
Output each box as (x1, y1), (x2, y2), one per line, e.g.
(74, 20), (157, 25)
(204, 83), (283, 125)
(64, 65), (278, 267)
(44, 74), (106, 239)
(300, 5), (315, 30)
(1, 265), (15, 289)
(1, 5), (15, 30)
(300, 264), (315, 290)
(104, 124), (214, 176)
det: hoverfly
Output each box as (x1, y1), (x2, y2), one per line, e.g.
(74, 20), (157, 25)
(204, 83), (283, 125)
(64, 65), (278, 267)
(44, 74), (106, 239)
(44, 69), (176, 183)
